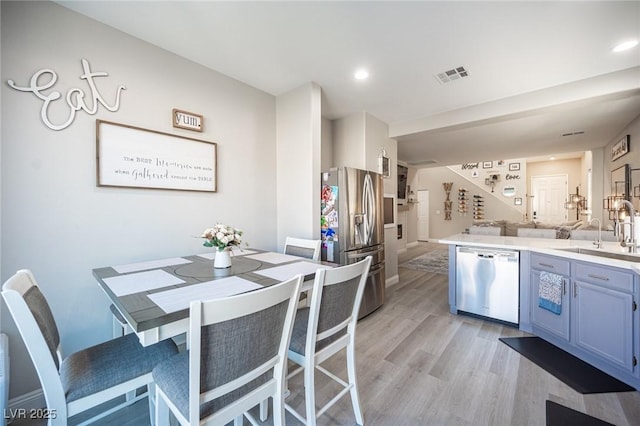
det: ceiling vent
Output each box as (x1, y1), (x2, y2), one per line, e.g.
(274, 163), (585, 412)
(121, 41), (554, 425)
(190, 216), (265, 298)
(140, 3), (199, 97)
(562, 131), (585, 137)
(435, 66), (469, 84)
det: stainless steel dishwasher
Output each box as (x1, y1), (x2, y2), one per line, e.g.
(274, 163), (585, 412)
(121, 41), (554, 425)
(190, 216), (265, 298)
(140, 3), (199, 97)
(455, 246), (519, 325)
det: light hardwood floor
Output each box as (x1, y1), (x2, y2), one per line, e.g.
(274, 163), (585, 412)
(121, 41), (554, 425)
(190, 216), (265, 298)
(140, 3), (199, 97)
(13, 242), (640, 425)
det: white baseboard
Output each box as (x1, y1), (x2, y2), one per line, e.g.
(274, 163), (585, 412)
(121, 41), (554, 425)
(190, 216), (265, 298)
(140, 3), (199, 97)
(386, 274), (399, 287)
(6, 389), (45, 424)
(407, 241), (419, 248)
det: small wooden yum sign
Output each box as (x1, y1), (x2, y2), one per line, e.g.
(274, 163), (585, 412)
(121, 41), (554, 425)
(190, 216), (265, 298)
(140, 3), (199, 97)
(173, 108), (203, 132)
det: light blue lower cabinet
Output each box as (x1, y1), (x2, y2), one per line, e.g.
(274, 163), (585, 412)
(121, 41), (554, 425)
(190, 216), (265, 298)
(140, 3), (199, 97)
(528, 253), (638, 388)
(572, 280), (634, 372)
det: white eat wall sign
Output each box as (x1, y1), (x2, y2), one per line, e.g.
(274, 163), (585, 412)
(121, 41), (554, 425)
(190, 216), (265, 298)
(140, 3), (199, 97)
(6, 58), (125, 131)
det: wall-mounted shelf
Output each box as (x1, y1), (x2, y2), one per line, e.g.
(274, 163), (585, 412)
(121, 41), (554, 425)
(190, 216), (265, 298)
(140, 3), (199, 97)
(458, 188), (468, 215)
(473, 194), (484, 220)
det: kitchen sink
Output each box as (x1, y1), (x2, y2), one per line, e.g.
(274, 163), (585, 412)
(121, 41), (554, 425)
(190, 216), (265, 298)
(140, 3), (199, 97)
(556, 247), (640, 263)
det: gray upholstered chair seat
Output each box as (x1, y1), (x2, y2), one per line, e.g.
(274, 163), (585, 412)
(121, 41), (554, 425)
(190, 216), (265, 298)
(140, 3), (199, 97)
(61, 333), (178, 402)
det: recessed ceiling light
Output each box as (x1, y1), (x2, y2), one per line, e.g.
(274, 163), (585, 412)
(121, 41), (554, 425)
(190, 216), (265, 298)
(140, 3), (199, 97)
(550, 157), (556, 161)
(354, 69), (369, 80)
(613, 40), (638, 52)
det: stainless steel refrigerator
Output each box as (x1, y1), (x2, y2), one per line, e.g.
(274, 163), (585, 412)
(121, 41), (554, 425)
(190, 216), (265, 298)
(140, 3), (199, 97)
(321, 167), (385, 318)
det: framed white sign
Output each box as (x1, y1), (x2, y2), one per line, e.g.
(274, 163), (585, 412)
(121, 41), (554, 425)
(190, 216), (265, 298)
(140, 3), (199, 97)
(172, 108), (203, 132)
(379, 155), (390, 178)
(97, 120), (217, 192)
(612, 135), (630, 161)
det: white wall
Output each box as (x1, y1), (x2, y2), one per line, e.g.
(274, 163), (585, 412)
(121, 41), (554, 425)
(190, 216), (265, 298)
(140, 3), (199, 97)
(603, 113), (640, 228)
(402, 166), (419, 247)
(527, 157), (583, 220)
(591, 147), (605, 222)
(450, 159), (528, 217)
(331, 112), (399, 284)
(275, 83), (322, 246)
(363, 114), (399, 282)
(321, 117), (333, 171)
(1, 1), (278, 399)
(415, 167), (524, 239)
(413, 153), (603, 240)
(333, 112), (366, 169)
(364, 113), (391, 173)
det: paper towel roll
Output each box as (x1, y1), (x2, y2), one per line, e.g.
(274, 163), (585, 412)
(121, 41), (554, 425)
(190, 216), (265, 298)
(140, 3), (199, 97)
(634, 214), (640, 243)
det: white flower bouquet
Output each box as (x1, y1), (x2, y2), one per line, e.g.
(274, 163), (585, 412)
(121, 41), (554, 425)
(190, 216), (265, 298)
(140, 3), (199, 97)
(201, 224), (243, 251)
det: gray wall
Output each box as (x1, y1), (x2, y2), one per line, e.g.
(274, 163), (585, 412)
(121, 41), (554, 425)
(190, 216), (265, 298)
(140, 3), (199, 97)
(1, 1), (279, 399)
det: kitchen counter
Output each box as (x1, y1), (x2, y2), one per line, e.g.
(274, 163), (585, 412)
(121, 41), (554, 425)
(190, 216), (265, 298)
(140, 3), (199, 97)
(439, 233), (640, 273)
(441, 232), (640, 390)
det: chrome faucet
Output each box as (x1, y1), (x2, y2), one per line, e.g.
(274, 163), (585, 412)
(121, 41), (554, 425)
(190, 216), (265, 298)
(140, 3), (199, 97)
(590, 218), (602, 248)
(617, 200), (637, 253)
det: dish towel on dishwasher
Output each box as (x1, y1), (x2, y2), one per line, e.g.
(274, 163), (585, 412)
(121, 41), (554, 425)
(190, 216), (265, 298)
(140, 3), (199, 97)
(538, 271), (563, 315)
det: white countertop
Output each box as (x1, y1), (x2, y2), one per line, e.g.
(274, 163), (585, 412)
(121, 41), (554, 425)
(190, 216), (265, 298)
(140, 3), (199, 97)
(439, 233), (640, 273)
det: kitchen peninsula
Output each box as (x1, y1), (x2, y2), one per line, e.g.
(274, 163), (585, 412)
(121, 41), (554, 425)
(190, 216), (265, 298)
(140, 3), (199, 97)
(441, 233), (640, 390)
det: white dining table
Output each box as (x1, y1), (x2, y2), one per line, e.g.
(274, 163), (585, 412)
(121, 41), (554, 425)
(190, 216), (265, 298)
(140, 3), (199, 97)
(92, 249), (333, 346)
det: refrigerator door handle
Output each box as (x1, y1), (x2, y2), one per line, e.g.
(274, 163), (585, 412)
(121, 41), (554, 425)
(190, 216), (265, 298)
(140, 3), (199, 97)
(347, 246), (384, 261)
(361, 175), (369, 244)
(368, 262), (384, 274)
(362, 173), (375, 246)
(367, 174), (375, 243)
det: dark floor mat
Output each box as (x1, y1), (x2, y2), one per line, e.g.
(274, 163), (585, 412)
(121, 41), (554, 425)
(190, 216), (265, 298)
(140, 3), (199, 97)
(500, 336), (634, 394)
(546, 400), (615, 426)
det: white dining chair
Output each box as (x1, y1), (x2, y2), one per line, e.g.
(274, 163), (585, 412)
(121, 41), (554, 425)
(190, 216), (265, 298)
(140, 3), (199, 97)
(284, 237), (321, 261)
(284, 237), (322, 308)
(2, 269), (179, 425)
(285, 256), (372, 426)
(152, 274), (303, 426)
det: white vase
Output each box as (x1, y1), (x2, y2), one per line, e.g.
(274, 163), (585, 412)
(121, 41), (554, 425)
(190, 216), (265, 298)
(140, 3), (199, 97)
(214, 248), (232, 268)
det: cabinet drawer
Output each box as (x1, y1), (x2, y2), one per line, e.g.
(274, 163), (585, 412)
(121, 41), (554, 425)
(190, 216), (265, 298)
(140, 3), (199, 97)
(573, 262), (633, 292)
(530, 253), (570, 275)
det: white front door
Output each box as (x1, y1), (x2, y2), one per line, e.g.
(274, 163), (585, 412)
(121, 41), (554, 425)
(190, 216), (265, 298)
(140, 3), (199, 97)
(417, 190), (429, 241)
(531, 175), (568, 222)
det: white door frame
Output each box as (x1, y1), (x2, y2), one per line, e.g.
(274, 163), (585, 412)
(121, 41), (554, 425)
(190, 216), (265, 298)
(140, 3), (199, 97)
(530, 174), (568, 222)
